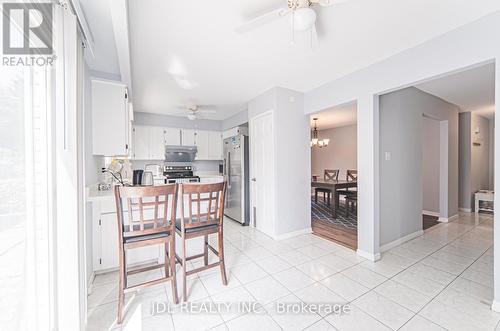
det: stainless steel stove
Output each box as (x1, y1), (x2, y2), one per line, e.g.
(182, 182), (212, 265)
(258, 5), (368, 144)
(163, 165), (200, 184)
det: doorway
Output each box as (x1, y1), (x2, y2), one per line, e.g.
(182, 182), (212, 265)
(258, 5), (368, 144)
(422, 115), (441, 230)
(249, 111), (275, 237)
(309, 103), (358, 249)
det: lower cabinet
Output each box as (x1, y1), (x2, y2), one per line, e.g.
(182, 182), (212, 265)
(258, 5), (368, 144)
(93, 201), (160, 272)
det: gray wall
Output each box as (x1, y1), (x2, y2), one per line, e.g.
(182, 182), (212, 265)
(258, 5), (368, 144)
(248, 87), (311, 237)
(379, 87), (459, 246)
(422, 116), (440, 214)
(134, 112), (222, 131)
(459, 112), (472, 210)
(459, 112), (493, 210)
(471, 114), (492, 197)
(311, 125), (357, 180)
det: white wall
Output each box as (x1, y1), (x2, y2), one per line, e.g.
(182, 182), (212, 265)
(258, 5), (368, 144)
(311, 125), (357, 180)
(379, 87), (459, 246)
(248, 87), (311, 237)
(134, 111), (222, 131)
(490, 118), (495, 189)
(422, 116), (441, 214)
(222, 109), (248, 130)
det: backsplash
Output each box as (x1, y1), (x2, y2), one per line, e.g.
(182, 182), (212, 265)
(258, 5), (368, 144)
(130, 159), (222, 174)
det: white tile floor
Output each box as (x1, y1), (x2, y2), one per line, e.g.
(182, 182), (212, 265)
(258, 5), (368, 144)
(87, 212), (496, 331)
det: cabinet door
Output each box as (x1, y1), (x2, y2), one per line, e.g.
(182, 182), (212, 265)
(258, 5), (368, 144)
(208, 131), (223, 160)
(99, 213), (119, 270)
(132, 125), (149, 160)
(149, 126), (165, 159)
(165, 128), (181, 146)
(92, 80), (129, 156)
(181, 129), (196, 146)
(195, 130), (210, 160)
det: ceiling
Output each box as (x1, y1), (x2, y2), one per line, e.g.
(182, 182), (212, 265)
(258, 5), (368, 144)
(416, 63), (495, 119)
(81, 0), (500, 121)
(310, 102), (357, 130)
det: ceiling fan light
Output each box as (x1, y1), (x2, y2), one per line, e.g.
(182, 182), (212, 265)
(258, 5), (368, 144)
(293, 8), (316, 32)
(187, 113), (196, 121)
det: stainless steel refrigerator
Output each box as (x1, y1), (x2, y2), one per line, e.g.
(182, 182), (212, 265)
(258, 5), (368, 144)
(223, 134), (250, 225)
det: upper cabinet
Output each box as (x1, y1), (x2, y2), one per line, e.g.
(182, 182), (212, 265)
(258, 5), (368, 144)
(131, 125), (223, 160)
(164, 128), (181, 146)
(131, 125), (165, 160)
(92, 80), (130, 156)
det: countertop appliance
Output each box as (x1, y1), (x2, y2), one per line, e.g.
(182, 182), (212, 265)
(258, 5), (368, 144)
(163, 165), (200, 184)
(165, 146), (197, 163)
(142, 171), (154, 186)
(223, 134), (249, 225)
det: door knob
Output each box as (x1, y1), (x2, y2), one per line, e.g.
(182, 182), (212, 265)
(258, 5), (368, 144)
(251, 178), (256, 182)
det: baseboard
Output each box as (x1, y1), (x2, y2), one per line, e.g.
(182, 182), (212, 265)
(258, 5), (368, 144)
(87, 271), (96, 295)
(491, 300), (500, 312)
(380, 230), (424, 253)
(422, 210), (440, 217)
(274, 227), (312, 240)
(459, 207), (472, 213)
(356, 249), (381, 261)
(438, 214), (459, 223)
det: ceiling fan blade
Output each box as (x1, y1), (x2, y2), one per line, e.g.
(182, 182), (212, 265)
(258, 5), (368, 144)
(235, 8), (290, 34)
(311, 23), (319, 50)
(198, 110), (217, 114)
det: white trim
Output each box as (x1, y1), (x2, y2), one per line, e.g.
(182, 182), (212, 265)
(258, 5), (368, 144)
(438, 214), (459, 223)
(491, 300), (500, 313)
(459, 207), (472, 213)
(273, 228), (312, 241)
(87, 272), (96, 295)
(356, 249), (381, 261)
(422, 210), (440, 217)
(380, 230), (424, 252)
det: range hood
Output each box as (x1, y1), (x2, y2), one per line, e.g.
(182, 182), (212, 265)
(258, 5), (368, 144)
(165, 145), (197, 162)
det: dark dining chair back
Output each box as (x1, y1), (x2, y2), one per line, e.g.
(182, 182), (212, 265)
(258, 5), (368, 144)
(347, 170), (358, 181)
(324, 169), (339, 181)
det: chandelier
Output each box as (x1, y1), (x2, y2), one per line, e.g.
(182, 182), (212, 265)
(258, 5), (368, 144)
(310, 118), (329, 148)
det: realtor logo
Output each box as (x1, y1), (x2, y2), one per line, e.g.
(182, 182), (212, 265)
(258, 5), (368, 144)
(2, 2), (53, 55)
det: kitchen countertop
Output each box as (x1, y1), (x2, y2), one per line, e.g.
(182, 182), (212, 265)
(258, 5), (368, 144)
(86, 173), (225, 202)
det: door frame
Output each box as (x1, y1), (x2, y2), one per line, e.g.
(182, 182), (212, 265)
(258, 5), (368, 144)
(249, 110), (275, 236)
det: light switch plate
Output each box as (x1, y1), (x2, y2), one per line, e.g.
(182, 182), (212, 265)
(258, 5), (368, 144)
(385, 151), (391, 161)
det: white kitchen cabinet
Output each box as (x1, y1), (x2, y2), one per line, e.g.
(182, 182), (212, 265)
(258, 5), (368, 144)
(92, 80), (130, 156)
(132, 125), (165, 160)
(195, 130), (210, 160)
(181, 129), (196, 146)
(208, 131), (223, 160)
(132, 125), (149, 159)
(165, 128), (181, 146)
(93, 202), (160, 272)
(150, 127), (166, 159)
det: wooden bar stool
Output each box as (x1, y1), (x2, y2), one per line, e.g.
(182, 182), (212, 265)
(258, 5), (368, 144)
(176, 182), (228, 301)
(114, 184), (179, 324)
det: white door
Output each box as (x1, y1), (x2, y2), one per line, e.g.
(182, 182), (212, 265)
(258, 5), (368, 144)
(165, 128), (181, 145)
(149, 126), (165, 159)
(250, 111), (275, 237)
(195, 130), (210, 160)
(181, 129), (196, 146)
(208, 131), (223, 160)
(132, 125), (149, 159)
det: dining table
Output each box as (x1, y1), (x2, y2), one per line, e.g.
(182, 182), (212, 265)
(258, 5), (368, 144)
(311, 179), (358, 219)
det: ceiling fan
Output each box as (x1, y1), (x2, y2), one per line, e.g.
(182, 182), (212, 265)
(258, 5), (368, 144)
(173, 104), (217, 121)
(235, 0), (349, 45)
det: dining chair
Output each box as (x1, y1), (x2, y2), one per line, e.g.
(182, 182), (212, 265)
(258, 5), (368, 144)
(315, 169), (339, 205)
(176, 182), (227, 301)
(114, 184), (179, 324)
(338, 170), (358, 216)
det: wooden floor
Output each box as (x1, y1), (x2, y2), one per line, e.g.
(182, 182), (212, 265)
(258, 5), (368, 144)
(312, 218), (357, 250)
(312, 214), (441, 251)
